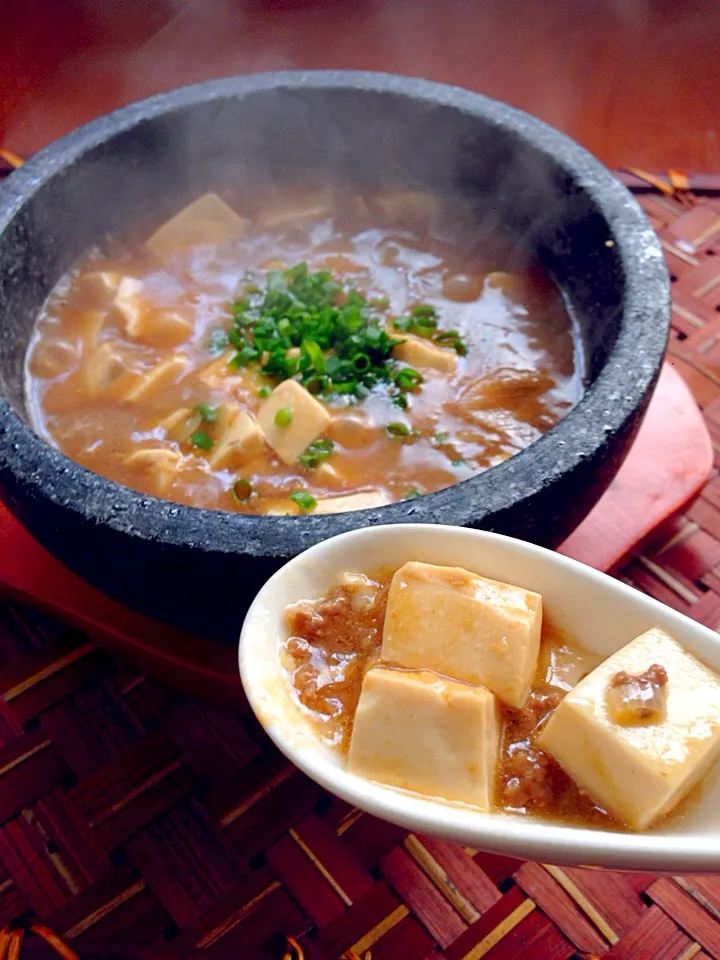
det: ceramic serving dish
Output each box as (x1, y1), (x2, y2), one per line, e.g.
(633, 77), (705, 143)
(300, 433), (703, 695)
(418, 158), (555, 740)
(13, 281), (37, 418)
(240, 523), (720, 872)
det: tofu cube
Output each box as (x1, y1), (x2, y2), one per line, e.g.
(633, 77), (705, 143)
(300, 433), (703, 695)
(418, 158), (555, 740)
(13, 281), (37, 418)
(118, 356), (189, 403)
(257, 380), (331, 465)
(113, 277), (144, 331)
(538, 628), (720, 830)
(113, 278), (191, 347)
(313, 491), (389, 514)
(382, 562), (542, 708)
(146, 193), (248, 260)
(80, 271), (122, 303)
(82, 342), (127, 398)
(208, 404), (264, 470)
(124, 447), (182, 495)
(392, 337), (457, 373)
(348, 666), (498, 808)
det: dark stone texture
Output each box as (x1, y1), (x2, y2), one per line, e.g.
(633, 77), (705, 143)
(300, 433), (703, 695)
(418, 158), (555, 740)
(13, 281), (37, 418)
(0, 72), (669, 642)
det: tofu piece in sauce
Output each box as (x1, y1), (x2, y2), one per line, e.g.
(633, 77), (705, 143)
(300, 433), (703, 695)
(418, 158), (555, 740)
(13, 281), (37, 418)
(208, 404), (264, 470)
(348, 666), (499, 808)
(257, 379), (331, 466)
(313, 491), (389, 514)
(392, 336), (457, 373)
(145, 193), (248, 260)
(381, 562), (542, 708)
(539, 628), (720, 830)
(112, 278), (192, 348)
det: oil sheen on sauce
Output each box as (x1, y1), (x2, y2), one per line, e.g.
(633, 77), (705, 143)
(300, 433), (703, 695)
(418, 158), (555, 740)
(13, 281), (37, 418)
(25, 187), (584, 514)
(283, 569), (620, 829)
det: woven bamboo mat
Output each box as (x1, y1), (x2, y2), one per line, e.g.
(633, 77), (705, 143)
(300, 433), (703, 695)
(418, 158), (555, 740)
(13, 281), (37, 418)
(1, 185), (720, 959)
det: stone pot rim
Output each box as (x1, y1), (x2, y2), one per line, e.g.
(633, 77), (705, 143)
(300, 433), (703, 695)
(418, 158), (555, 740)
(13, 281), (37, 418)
(0, 70), (670, 559)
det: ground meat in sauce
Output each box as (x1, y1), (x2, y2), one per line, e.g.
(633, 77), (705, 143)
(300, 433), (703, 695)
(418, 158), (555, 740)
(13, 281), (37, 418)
(284, 569), (620, 828)
(610, 663), (668, 688)
(496, 683), (618, 827)
(284, 573), (391, 751)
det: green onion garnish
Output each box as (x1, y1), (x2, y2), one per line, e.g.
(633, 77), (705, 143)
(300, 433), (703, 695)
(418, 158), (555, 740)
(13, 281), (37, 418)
(258, 385), (272, 398)
(392, 310), (467, 355)
(405, 488), (423, 500)
(229, 344), (260, 369)
(289, 491), (317, 511)
(434, 431), (450, 444)
(193, 403), (218, 424)
(298, 438), (334, 469)
(386, 422), (411, 438)
(394, 367), (424, 392)
(190, 429), (214, 451)
(232, 479), (253, 502)
(451, 459), (466, 467)
(274, 407), (293, 428)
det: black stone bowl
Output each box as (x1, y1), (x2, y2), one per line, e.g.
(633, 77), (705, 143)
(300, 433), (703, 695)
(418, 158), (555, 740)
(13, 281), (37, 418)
(0, 72), (669, 643)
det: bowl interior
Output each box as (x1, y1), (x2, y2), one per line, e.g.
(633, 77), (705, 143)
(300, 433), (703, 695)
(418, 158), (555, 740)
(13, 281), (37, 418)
(240, 524), (720, 872)
(0, 78), (629, 419)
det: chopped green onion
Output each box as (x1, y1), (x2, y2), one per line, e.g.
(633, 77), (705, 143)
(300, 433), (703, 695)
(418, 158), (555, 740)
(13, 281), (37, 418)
(232, 478), (253, 502)
(275, 407), (293, 428)
(298, 438), (334, 469)
(190, 429), (214, 451)
(434, 329), (468, 355)
(405, 488), (423, 500)
(394, 367), (424, 392)
(352, 353), (371, 373)
(302, 339), (327, 374)
(258, 385), (272, 398)
(193, 403), (218, 424)
(229, 344), (260, 368)
(434, 431), (450, 444)
(387, 421), (411, 438)
(289, 490), (317, 511)
(223, 265), (464, 403)
(451, 459), (466, 467)
(411, 304), (438, 319)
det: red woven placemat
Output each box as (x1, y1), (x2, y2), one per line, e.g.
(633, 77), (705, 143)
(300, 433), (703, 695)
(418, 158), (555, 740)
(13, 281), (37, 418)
(0, 187), (720, 959)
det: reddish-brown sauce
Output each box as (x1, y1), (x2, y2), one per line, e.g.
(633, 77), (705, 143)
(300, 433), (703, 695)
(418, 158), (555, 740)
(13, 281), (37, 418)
(25, 186), (584, 515)
(283, 569), (619, 827)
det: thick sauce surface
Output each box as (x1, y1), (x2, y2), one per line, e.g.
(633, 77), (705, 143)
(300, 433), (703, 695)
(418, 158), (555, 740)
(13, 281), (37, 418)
(284, 570), (619, 828)
(26, 188), (583, 514)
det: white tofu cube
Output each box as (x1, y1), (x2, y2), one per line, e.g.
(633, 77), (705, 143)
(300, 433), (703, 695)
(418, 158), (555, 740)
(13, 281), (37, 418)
(113, 278), (191, 347)
(348, 666), (498, 808)
(82, 343), (127, 398)
(118, 356), (189, 403)
(113, 277), (144, 331)
(257, 380), (331, 466)
(313, 491), (389, 514)
(392, 337), (457, 373)
(80, 271), (122, 302)
(381, 562), (542, 708)
(124, 447), (182, 495)
(539, 628), (720, 830)
(208, 404), (264, 470)
(146, 193), (248, 260)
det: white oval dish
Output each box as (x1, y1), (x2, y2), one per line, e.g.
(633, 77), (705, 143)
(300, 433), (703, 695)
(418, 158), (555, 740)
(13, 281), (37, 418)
(239, 524), (720, 872)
